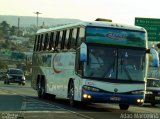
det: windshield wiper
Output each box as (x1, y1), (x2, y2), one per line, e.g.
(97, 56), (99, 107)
(123, 67), (132, 80)
(102, 60), (115, 78)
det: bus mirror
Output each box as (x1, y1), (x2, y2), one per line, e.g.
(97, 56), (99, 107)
(80, 42), (87, 62)
(149, 48), (159, 67)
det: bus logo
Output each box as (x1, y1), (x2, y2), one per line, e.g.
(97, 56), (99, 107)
(106, 32), (127, 40)
(52, 54), (62, 73)
(114, 88), (118, 93)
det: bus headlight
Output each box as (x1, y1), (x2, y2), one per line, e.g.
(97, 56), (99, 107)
(137, 99), (144, 103)
(131, 91), (145, 95)
(83, 94), (92, 99)
(145, 91), (153, 94)
(83, 86), (100, 92)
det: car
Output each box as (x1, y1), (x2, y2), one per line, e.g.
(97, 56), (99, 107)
(145, 78), (160, 106)
(4, 68), (25, 85)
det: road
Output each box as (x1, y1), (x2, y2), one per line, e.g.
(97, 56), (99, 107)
(0, 80), (159, 119)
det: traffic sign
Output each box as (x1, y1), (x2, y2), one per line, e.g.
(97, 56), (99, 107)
(135, 17), (160, 41)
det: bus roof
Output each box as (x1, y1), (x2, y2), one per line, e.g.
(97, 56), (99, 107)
(36, 21), (146, 34)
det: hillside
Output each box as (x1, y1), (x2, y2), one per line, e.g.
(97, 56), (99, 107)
(0, 15), (81, 27)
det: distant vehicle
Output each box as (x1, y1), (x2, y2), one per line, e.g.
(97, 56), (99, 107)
(4, 68), (25, 85)
(145, 78), (160, 106)
(31, 20), (159, 110)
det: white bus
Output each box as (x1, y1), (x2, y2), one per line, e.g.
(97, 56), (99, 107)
(31, 20), (159, 110)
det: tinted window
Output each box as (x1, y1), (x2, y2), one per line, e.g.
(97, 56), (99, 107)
(70, 28), (77, 49)
(9, 69), (23, 75)
(64, 30), (70, 49)
(147, 79), (160, 87)
(55, 31), (60, 49)
(49, 32), (54, 50)
(43, 33), (49, 50)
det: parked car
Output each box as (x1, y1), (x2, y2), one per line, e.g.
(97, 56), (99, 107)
(145, 78), (160, 106)
(4, 68), (25, 85)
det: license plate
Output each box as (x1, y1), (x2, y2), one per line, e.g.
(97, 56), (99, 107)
(110, 96), (121, 101)
(155, 96), (160, 100)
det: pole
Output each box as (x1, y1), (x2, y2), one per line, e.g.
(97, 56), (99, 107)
(17, 17), (20, 36)
(34, 12), (42, 29)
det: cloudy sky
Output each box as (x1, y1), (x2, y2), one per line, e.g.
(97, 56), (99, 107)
(1, 0), (160, 25)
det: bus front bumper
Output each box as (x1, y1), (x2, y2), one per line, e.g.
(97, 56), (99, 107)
(81, 89), (144, 105)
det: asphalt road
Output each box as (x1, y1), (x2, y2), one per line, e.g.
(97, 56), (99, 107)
(0, 80), (160, 119)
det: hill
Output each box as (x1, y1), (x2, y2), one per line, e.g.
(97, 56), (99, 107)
(0, 15), (81, 27)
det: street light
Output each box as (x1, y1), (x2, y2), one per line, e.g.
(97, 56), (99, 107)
(34, 12), (42, 29)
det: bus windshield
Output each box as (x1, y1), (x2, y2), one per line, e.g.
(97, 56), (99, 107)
(84, 45), (146, 81)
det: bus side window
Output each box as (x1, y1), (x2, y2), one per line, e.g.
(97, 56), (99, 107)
(61, 30), (66, 50)
(36, 35), (40, 51)
(67, 29), (73, 49)
(64, 30), (69, 49)
(39, 34), (44, 51)
(34, 35), (37, 51)
(75, 49), (83, 76)
(49, 32), (54, 50)
(43, 33), (49, 51)
(71, 28), (77, 49)
(75, 28), (80, 49)
(77, 27), (85, 48)
(58, 31), (63, 50)
(55, 31), (60, 50)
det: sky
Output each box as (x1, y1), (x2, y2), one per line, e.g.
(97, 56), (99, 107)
(0, 0), (160, 25)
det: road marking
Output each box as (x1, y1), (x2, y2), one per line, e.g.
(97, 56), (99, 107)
(20, 96), (94, 119)
(0, 87), (93, 119)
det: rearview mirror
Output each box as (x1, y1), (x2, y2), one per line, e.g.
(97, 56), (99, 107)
(80, 42), (87, 62)
(149, 48), (159, 67)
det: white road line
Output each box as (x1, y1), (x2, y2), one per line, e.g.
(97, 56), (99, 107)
(20, 96), (94, 119)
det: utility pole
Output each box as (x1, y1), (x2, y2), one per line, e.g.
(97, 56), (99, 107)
(34, 12), (42, 29)
(17, 17), (20, 36)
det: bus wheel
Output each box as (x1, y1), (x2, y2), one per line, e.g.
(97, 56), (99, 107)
(119, 104), (129, 110)
(37, 80), (46, 99)
(68, 81), (75, 107)
(151, 103), (156, 106)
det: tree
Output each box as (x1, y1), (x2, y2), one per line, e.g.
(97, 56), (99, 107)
(0, 61), (8, 69)
(0, 21), (10, 38)
(10, 26), (17, 35)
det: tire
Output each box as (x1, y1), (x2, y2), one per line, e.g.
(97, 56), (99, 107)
(4, 80), (6, 84)
(68, 81), (76, 107)
(151, 103), (156, 106)
(22, 83), (25, 86)
(7, 80), (10, 85)
(37, 79), (46, 99)
(119, 104), (129, 110)
(19, 82), (21, 85)
(48, 94), (56, 101)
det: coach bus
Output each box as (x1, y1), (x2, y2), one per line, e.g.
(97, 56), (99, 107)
(31, 20), (159, 110)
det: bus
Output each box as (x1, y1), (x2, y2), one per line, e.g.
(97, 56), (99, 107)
(31, 20), (159, 110)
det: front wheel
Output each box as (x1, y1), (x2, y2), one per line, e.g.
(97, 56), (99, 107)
(37, 80), (46, 99)
(68, 81), (76, 107)
(4, 80), (6, 84)
(119, 104), (129, 110)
